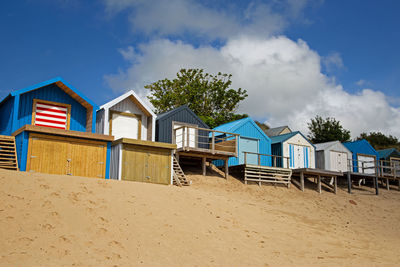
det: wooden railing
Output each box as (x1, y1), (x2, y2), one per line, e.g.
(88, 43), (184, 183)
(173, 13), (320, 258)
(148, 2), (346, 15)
(378, 159), (400, 178)
(173, 125), (239, 157)
(347, 158), (377, 174)
(243, 151), (290, 168)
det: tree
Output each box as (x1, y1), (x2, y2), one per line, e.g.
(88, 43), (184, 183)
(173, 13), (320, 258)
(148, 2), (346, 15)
(357, 132), (399, 150)
(145, 68), (248, 128)
(307, 116), (351, 143)
(255, 121), (270, 132)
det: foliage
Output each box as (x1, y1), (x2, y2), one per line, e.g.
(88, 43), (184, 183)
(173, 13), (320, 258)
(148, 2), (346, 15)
(356, 132), (400, 150)
(145, 68), (248, 128)
(255, 120), (270, 132)
(307, 116), (351, 143)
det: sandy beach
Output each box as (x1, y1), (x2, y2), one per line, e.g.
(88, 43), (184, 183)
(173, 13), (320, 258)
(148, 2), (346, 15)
(0, 167), (399, 266)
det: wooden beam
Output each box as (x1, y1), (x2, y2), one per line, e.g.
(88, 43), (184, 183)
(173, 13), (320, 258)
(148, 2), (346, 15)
(225, 159), (229, 179)
(202, 157), (206, 176)
(375, 176), (379, 195)
(300, 171), (304, 192)
(317, 175), (321, 194)
(334, 176), (337, 194)
(386, 178), (390, 190)
(347, 172), (352, 194)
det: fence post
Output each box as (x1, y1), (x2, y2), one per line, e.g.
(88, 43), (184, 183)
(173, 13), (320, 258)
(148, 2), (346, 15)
(258, 154), (261, 166)
(362, 162), (365, 173)
(186, 127), (190, 150)
(244, 152), (247, 165)
(235, 135), (238, 157)
(274, 156), (277, 167)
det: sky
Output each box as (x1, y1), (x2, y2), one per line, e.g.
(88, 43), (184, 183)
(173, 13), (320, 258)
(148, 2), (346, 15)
(0, 0), (400, 138)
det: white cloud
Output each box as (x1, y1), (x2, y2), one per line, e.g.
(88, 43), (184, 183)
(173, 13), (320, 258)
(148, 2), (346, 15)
(104, 36), (400, 138)
(102, 0), (314, 40)
(322, 52), (344, 73)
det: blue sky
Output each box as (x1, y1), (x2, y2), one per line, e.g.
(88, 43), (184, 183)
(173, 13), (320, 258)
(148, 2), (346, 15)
(0, 0), (399, 136)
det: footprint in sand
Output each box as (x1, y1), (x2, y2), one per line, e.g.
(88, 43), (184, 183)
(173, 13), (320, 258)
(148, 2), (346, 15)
(41, 223), (55, 230)
(42, 200), (53, 208)
(98, 216), (108, 223)
(50, 211), (59, 217)
(108, 240), (124, 249)
(40, 184), (50, 190)
(59, 235), (71, 243)
(50, 192), (60, 198)
(97, 228), (108, 234)
(68, 192), (81, 203)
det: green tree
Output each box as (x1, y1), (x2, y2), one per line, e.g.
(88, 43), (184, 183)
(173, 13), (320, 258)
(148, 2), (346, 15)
(145, 68), (248, 128)
(357, 132), (399, 150)
(255, 121), (270, 132)
(307, 116), (351, 143)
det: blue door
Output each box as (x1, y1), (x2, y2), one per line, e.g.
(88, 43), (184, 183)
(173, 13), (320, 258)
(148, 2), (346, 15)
(239, 137), (259, 165)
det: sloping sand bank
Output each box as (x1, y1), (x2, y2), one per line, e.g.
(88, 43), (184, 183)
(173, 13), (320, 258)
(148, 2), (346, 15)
(0, 168), (399, 266)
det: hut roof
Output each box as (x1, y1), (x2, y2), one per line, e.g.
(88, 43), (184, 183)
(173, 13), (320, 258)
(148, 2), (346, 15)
(156, 105), (209, 128)
(270, 131), (315, 147)
(264, 126), (291, 137)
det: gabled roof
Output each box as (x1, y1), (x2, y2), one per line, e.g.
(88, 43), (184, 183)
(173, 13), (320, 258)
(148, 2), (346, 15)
(270, 131), (315, 148)
(377, 148), (400, 159)
(314, 140), (352, 154)
(156, 105), (209, 128)
(343, 139), (378, 157)
(264, 125), (291, 137)
(213, 117), (271, 141)
(99, 90), (155, 117)
(0, 77), (98, 110)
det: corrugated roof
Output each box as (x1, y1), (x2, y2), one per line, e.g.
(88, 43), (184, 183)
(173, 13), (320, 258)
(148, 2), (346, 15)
(264, 126), (291, 137)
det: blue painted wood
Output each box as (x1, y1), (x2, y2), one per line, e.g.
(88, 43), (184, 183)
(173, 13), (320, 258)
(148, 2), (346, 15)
(105, 142), (111, 179)
(343, 139), (379, 172)
(239, 137), (258, 164)
(14, 131), (29, 171)
(0, 96), (14, 135)
(12, 95), (20, 133)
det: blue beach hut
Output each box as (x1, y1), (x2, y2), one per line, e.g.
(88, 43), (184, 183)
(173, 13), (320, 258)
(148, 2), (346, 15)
(343, 139), (379, 174)
(0, 77), (113, 178)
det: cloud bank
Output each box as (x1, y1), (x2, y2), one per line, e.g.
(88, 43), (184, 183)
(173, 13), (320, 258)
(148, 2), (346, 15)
(103, 0), (400, 138)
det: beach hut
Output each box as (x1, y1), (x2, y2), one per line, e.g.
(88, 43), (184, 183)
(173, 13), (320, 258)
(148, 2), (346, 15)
(377, 148), (400, 177)
(265, 126), (292, 137)
(270, 131), (315, 169)
(315, 141), (352, 172)
(0, 77), (113, 178)
(96, 90), (156, 141)
(97, 91), (175, 184)
(156, 105), (239, 178)
(342, 139), (379, 174)
(212, 117), (271, 166)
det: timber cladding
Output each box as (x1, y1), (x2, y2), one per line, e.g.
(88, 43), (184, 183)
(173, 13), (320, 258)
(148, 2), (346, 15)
(121, 143), (172, 185)
(26, 133), (107, 178)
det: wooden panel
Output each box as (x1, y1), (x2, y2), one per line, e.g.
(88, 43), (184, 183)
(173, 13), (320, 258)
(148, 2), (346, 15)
(26, 133), (107, 178)
(214, 140), (235, 153)
(27, 135), (69, 175)
(122, 145), (171, 185)
(69, 141), (106, 178)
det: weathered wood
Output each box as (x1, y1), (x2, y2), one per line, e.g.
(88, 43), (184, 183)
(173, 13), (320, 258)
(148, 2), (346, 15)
(317, 175), (321, 194)
(386, 178), (390, 190)
(375, 176), (379, 195)
(347, 172), (352, 194)
(300, 172), (305, 192)
(12, 125), (114, 141)
(202, 157), (206, 176)
(334, 176), (337, 194)
(225, 159), (229, 179)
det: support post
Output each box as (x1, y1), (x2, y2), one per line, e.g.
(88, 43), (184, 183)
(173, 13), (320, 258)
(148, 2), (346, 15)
(244, 152), (247, 165)
(300, 171), (304, 192)
(334, 176), (337, 194)
(375, 176), (379, 195)
(258, 154), (261, 166)
(186, 127), (190, 151)
(224, 158), (229, 179)
(274, 156), (276, 167)
(211, 132), (215, 154)
(176, 153), (179, 163)
(317, 175), (321, 194)
(347, 172), (352, 194)
(386, 178), (390, 190)
(202, 157), (206, 176)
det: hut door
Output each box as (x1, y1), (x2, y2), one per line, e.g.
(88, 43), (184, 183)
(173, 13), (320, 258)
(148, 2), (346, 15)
(289, 144), (308, 169)
(69, 142), (105, 178)
(239, 137), (258, 165)
(357, 154), (376, 174)
(330, 151), (348, 172)
(390, 157), (400, 176)
(110, 111), (141, 140)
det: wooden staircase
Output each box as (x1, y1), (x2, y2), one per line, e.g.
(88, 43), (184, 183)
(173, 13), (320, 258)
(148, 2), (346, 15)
(0, 135), (18, 171)
(173, 156), (190, 186)
(244, 164), (292, 188)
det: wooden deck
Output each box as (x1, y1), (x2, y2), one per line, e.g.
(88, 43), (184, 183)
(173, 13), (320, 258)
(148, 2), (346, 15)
(291, 168), (342, 194)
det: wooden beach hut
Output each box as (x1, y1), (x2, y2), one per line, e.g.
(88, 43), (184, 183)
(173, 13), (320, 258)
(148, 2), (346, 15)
(377, 148), (400, 189)
(270, 131), (315, 169)
(265, 126), (292, 137)
(213, 118), (293, 187)
(0, 77), (113, 178)
(315, 141), (352, 172)
(156, 105), (239, 179)
(97, 91), (176, 184)
(342, 139), (380, 194)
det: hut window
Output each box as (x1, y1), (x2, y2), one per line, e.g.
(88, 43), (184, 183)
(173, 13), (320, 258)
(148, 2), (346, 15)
(32, 99), (71, 130)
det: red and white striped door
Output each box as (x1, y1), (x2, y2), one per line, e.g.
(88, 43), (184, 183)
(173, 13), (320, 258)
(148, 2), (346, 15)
(34, 101), (68, 130)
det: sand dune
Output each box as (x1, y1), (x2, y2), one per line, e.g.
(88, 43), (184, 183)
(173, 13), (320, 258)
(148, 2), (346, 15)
(0, 167), (399, 266)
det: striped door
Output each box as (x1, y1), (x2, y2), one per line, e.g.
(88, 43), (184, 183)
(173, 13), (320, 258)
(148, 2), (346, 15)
(288, 144), (310, 169)
(34, 101), (69, 129)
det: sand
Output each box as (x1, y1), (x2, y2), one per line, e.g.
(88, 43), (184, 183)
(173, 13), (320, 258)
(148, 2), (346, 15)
(0, 166), (399, 266)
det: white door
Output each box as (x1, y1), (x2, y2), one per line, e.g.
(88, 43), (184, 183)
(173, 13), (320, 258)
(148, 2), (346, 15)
(289, 144), (309, 169)
(111, 113), (140, 140)
(330, 151), (348, 172)
(390, 158), (400, 176)
(174, 124), (196, 149)
(357, 155), (376, 174)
